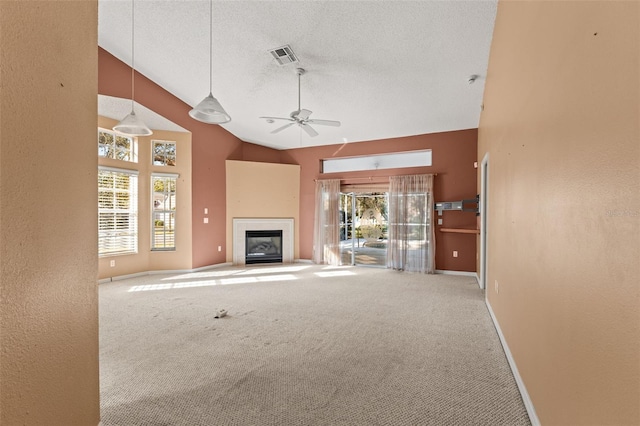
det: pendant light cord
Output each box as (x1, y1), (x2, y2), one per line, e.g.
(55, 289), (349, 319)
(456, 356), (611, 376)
(209, 0), (213, 94)
(131, 0), (135, 110)
(297, 71), (301, 111)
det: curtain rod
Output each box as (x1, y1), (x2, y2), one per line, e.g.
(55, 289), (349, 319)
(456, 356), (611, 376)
(314, 173), (437, 182)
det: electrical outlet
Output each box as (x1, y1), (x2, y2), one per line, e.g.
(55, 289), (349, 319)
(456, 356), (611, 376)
(218, 246), (222, 252)
(204, 218), (209, 224)
(110, 260), (115, 267)
(437, 218), (443, 225)
(453, 250), (458, 258)
(495, 280), (499, 294)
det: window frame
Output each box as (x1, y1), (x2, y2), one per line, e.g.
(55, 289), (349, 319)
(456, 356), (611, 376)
(98, 128), (137, 162)
(151, 173), (178, 251)
(321, 149), (432, 174)
(98, 166), (139, 257)
(152, 140), (176, 167)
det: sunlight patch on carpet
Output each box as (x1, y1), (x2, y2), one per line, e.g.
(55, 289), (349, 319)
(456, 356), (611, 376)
(129, 274), (299, 292)
(235, 265), (312, 275)
(315, 270), (357, 278)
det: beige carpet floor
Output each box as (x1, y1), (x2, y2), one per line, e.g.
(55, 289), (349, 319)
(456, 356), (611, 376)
(99, 264), (530, 425)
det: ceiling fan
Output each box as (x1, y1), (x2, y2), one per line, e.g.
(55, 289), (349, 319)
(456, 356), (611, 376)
(260, 68), (341, 137)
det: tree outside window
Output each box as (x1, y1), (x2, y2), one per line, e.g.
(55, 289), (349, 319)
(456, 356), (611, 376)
(99, 129), (134, 162)
(152, 141), (176, 166)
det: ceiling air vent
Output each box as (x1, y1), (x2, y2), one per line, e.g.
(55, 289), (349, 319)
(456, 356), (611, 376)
(268, 45), (298, 66)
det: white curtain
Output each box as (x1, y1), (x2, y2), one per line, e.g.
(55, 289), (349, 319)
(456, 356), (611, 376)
(312, 179), (341, 265)
(387, 174), (435, 273)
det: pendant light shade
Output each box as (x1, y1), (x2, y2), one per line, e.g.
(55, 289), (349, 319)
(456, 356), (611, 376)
(189, 0), (231, 124)
(113, 109), (153, 136)
(114, 0), (152, 136)
(189, 93), (231, 124)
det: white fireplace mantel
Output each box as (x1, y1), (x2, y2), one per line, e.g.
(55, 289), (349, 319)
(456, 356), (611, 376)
(232, 218), (294, 265)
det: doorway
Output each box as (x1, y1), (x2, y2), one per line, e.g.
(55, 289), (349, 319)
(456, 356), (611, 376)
(339, 192), (388, 267)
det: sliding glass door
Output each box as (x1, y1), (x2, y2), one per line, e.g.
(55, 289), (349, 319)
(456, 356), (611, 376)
(339, 192), (388, 267)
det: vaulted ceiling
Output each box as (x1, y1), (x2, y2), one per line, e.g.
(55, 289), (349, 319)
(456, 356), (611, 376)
(98, 0), (497, 150)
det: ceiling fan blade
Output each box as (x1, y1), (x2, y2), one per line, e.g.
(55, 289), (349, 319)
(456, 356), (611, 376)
(307, 119), (341, 127)
(259, 116), (294, 122)
(271, 122), (296, 134)
(296, 109), (312, 120)
(300, 123), (319, 137)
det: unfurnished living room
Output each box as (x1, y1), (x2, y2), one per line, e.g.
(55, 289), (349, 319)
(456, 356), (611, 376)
(1, 1), (638, 426)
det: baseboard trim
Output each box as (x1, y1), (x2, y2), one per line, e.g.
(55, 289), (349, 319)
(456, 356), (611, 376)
(485, 300), (540, 426)
(99, 262), (234, 283)
(435, 269), (477, 277)
(295, 258), (313, 264)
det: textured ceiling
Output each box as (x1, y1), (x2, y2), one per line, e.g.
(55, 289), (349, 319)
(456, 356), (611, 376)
(98, 95), (187, 132)
(98, 0), (497, 150)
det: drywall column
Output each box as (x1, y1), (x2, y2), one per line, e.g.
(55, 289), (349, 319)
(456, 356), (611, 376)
(0, 2), (100, 424)
(479, 1), (639, 424)
(225, 160), (301, 262)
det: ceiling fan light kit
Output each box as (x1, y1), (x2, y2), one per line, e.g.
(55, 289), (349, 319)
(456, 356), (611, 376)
(260, 68), (340, 137)
(114, 0), (153, 137)
(189, 0), (231, 125)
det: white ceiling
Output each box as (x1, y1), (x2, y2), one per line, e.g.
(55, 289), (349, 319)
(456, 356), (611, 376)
(98, 95), (187, 132)
(98, 0), (497, 150)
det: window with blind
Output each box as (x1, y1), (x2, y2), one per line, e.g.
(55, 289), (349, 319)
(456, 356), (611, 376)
(98, 168), (139, 256)
(151, 174), (177, 250)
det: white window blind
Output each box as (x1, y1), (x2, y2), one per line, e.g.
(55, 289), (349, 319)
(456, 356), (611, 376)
(98, 167), (139, 256)
(151, 173), (178, 251)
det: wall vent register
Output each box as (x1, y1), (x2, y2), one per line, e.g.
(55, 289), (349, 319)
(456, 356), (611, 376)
(268, 45), (298, 66)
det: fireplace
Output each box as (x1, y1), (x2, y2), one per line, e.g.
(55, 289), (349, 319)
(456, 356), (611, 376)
(232, 218), (294, 265)
(245, 230), (283, 264)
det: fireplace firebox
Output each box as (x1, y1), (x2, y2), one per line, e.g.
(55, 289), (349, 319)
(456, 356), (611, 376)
(245, 230), (283, 264)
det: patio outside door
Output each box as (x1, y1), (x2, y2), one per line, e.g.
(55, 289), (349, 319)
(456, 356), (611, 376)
(339, 192), (388, 267)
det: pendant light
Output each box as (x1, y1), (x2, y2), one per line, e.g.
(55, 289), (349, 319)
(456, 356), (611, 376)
(189, 0), (231, 124)
(114, 0), (152, 136)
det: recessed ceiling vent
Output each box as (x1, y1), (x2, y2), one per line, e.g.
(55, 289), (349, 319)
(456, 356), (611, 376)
(268, 45), (298, 66)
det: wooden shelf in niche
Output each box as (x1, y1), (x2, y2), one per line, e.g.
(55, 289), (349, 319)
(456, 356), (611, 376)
(439, 228), (480, 234)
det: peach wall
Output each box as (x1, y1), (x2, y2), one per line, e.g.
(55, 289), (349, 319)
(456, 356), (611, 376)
(99, 48), (244, 269)
(479, 1), (639, 424)
(276, 130), (478, 270)
(0, 1), (100, 424)
(97, 117), (193, 279)
(225, 160), (301, 262)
